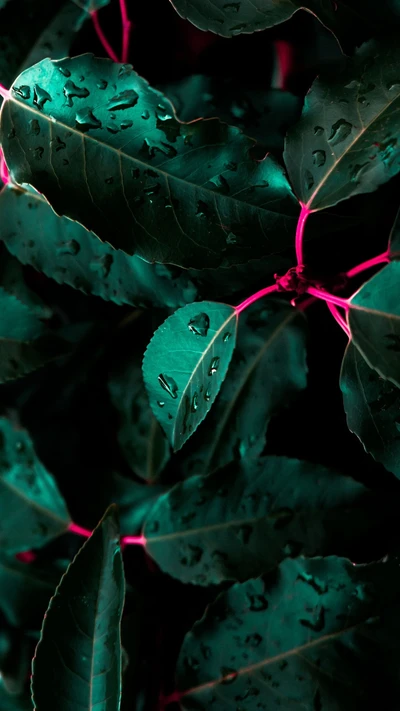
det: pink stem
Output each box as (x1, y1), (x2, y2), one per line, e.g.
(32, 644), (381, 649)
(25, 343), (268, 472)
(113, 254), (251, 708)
(306, 286), (349, 310)
(272, 40), (293, 90)
(119, 0), (132, 63)
(68, 522), (146, 546)
(0, 150), (9, 185)
(235, 284), (279, 315)
(68, 522), (92, 538)
(90, 10), (119, 63)
(326, 302), (350, 338)
(295, 203), (311, 266)
(346, 251), (389, 279)
(16, 551), (37, 564)
(0, 83), (10, 100)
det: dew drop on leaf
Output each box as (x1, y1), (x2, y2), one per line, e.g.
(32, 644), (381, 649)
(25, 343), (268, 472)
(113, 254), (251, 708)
(314, 126), (324, 136)
(107, 89), (139, 110)
(13, 85), (30, 100)
(97, 79), (108, 89)
(33, 84), (51, 110)
(75, 108), (102, 131)
(141, 110), (150, 120)
(158, 373), (178, 399)
(223, 332), (231, 342)
(191, 392), (199, 412)
(209, 357), (220, 375)
(312, 150), (326, 167)
(188, 312), (210, 337)
(328, 119), (352, 146)
(58, 65), (71, 77)
(63, 81), (90, 107)
(204, 385), (212, 401)
(247, 593), (268, 612)
(157, 401), (165, 408)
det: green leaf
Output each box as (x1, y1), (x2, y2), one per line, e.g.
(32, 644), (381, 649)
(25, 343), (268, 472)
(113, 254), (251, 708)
(144, 456), (374, 585)
(111, 474), (167, 535)
(389, 203), (400, 258)
(1, 55), (298, 269)
(348, 261), (400, 386)
(0, 417), (71, 553)
(175, 555), (400, 709)
(162, 76), (301, 154)
(0, 185), (198, 309)
(0, 680), (32, 711)
(0, 554), (59, 629)
(73, 0), (110, 10)
(0, 244), (51, 320)
(284, 40), (400, 211)
(143, 301), (237, 451)
(182, 301), (308, 477)
(109, 354), (170, 482)
(31, 505), (125, 711)
(341, 341), (400, 478)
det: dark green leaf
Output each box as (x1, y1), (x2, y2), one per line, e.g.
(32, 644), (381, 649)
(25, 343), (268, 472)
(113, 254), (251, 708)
(0, 185), (198, 309)
(348, 261), (400, 386)
(31, 505), (125, 711)
(111, 474), (167, 535)
(144, 456), (373, 585)
(284, 40), (400, 211)
(73, 0), (110, 10)
(0, 680), (32, 711)
(0, 417), (71, 553)
(341, 341), (400, 478)
(0, 244), (51, 319)
(0, 554), (59, 628)
(175, 555), (400, 709)
(143, 301), (237, 451)
(389, 203), (400, 258)
(109, 353), (170, 482)
(1, 55), (298, 269)
(163, 75), (301, 154)
(182, 301), (308, 477)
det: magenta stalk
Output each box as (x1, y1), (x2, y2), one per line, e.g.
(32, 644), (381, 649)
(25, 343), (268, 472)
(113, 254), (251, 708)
(0, 84), (10, 101)
(68, 521), (146, 546)
(306, 286), (349, 310)
(119, 0), (132, 63)
(91, 10), (119, 63)
(295, 203), (311, 265)
(326, 302), (350, 338)
(346, 251), (389, 278)
(235, 284), (279, 315)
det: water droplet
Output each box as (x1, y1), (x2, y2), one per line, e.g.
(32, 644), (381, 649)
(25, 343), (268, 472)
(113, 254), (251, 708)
(34, 146), (44, 160)
(29, 119), (40, 136)
(328, 118), (352, 146)
(312, 150), (326, 167)
(387, 81), (400, 92)
(75, 108), (102, 131)
(107, 89), (139, 110)
(196, 200), (211, 219)
(107, 124), (120, 134)
(97, 79), (108, 90)
(33, 84), (51, 110)
(300, 605), (325, 632)
(247, 593), (268, 612)
(209, 174), (230, 193)
(305, 169), (314, 191)
(57, 239), (80, 256)
(121, 119), (133, 129)
(157, 401), (165, 408)
(51, 136), (66, 151)
(179, 543), (203, 566)
(13, 85), (30, 100)
(344, 79), (360, 90)
(188, 312), (210, 337)
(63, 80), (89, 107)
(191, 392), (199, 412)
(297, 571), (327, 594)
(90, 254), (113, 278)
(209, 357), (220, 375)
(314, 126), (324, 136)
(226, 232), (241, 245)
(141, 109), (150, 120)
(105, 176), (114, 184)
(245, 633), (262, 648)
(223, 332), (231, 342)
(158, 373), (178, 399)
(223, 2), (240, 10)
(204, 385), (212, 402)
(156, 115), (180, 142)
(350, 162), (370, 183)
(58, 65), (71, 77)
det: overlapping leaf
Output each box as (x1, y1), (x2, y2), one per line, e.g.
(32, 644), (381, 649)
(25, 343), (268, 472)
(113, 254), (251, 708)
(143, 301), (237, 451)
(285, 39), (400, 211)
(175, 556), (400, 710)
(0, 184), (198, 309)
(32, 506), (125, 711)
(0, 417), (71, 553)
(21, 1), (86, 72)
(144, 456), (375, 585)
(111, 474), (167, 534)
(0, 680), (32, 711)
(0, 55), (298, 269)
(182, 301), (308, 477)
(0, 554), (60, 628)
(348, 261), (400, 386)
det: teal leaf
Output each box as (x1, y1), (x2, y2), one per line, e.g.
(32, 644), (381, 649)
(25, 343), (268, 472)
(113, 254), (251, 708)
(31, 505), (125, 711)
(111, 474), (167, 535)
(144, 456), (373, 585)
(109, 354), (170, 482)
(73, 0), (110, 10)
(175, 555), (400, 709)
(284, 40), (400, 211)
(0, 680), (32, 711)
(182, 301), (308, 477)
(0, 185), (197, 309)
(0, 244), (51, 320)
(0, 417), (71, 553)
(348, 261), (400, 387)
(341, 341), (400, 478)
(142, 301), (237, 451)
(1, 55), (298, 269)
(0, 553), (59, 628)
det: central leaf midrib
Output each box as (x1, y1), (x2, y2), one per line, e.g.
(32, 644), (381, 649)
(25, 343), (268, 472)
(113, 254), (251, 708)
(0, 476), (69, 527)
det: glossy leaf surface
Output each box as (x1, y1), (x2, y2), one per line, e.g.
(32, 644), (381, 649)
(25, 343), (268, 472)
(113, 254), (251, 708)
(341, 342), (400, 478)
(348, 261), (400, 386)
(176, 555), (400, 709)
(1, 55), (298, 269)
(0, 185), (197, 309)
(143, 301), (237, 451)
(144, 456), (373, 585)
(32, 506), (125, 711)
(0, 418), (71, 553)
(285, 40), (400, 211)
(182, 301), (308, 477)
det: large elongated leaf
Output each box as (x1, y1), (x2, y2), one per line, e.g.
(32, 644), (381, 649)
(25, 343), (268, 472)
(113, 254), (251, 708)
(0, 418), (71, 553)
(143, 301), (237, 451)
(348, 261), (400, 386)
(341, 342), (400, 478)
(144, 456), (375, 585)
(0, 185), (198, 309)
(182, 301), (308, 477)
(175, 555), (400, 710)
(32, 506), (125, 711)
(284, 40), (400, 211)
(0, 55), (298, 269)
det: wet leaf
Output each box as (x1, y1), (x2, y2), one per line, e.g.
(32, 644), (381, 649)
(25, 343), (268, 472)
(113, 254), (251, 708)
(182, 301), (308, 477)
(144, 456), (373, 585)
(0, 184), (198, 309)
(1, 55), (298, 269)
(142, 301), (237, 451)
(31, 505), (125, 711)
(109, 352), (170, 482)
(0, 417), (71, 553)
(0, 553), (59, 628)
(175, 555), (400, 709)
(341, 341), (400, 478)
(348, 261), (400, 386)
(285, 39), (400, 211)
